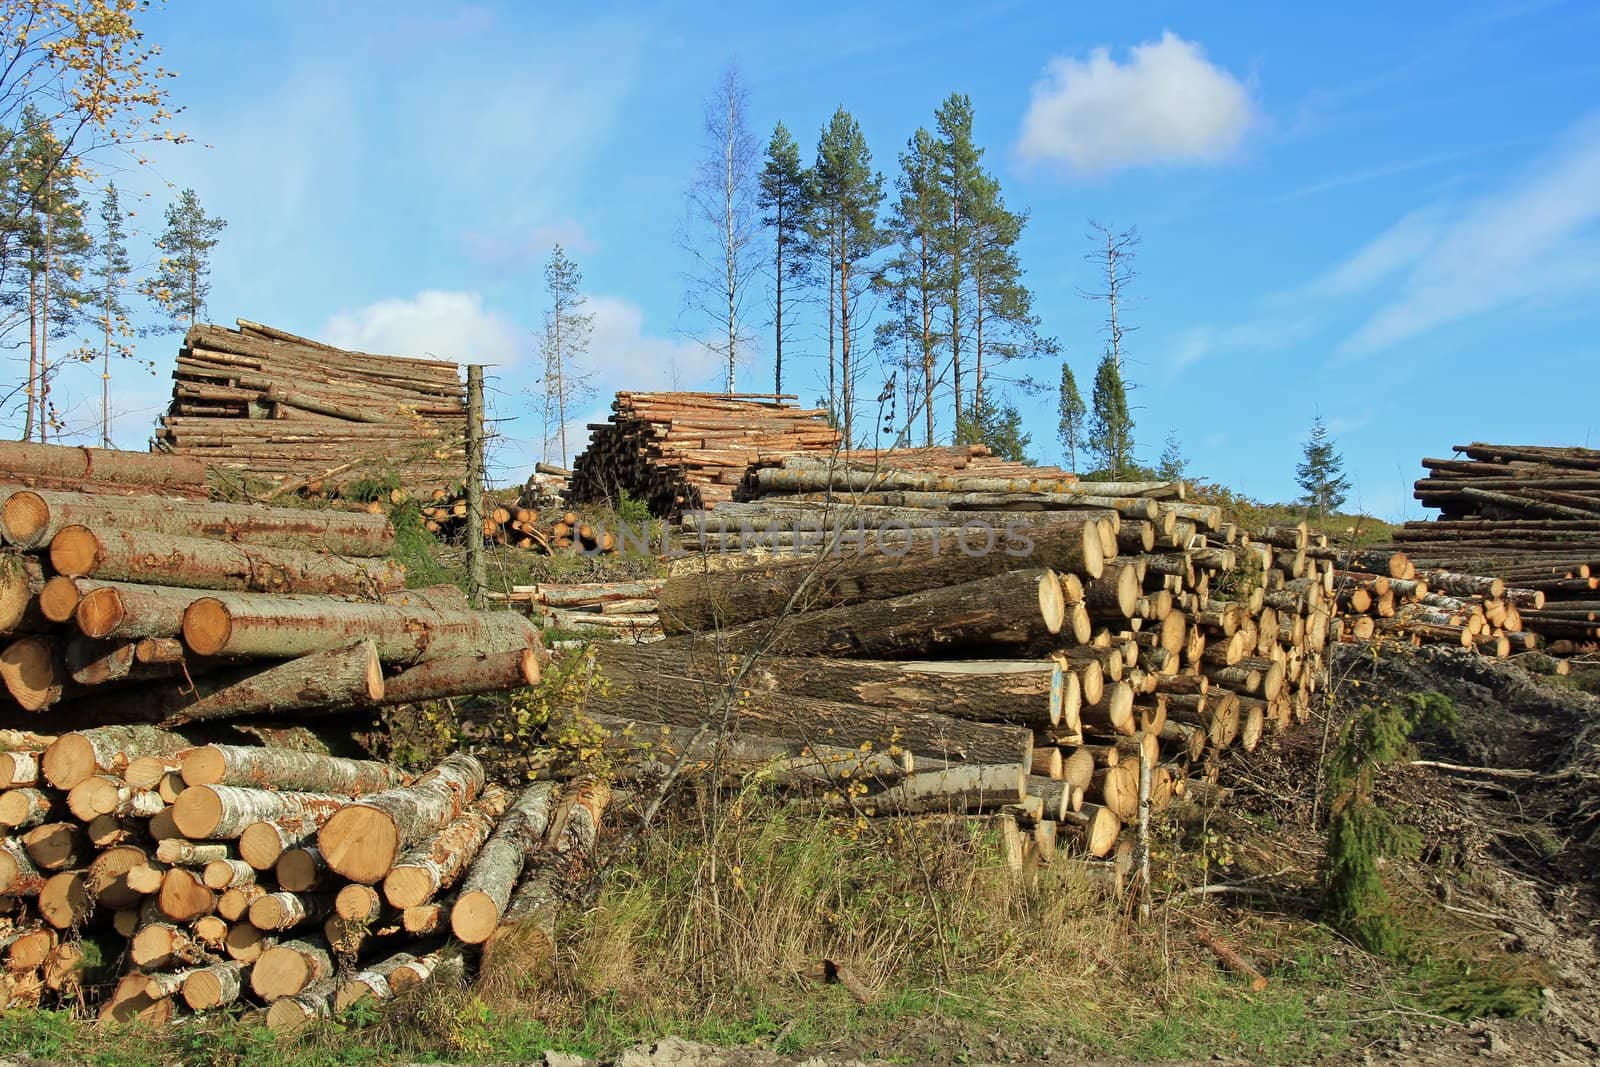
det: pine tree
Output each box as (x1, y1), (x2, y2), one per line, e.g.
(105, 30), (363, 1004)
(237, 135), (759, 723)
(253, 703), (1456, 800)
(1056, 361), (1085, 473)
(968, 174), (1045, 422)
(1296, 415), (1351, 517)
(757, 122), (809, 397)
(88, 182), (137, 446)
(809, 108), (885, 446)
(933, 94), (981, 432)
(1089, 350), (1134, 478)
(956, 396), (1033, 464)
(879, 126), (948, 445)
(539, 244), (595, 467)
(1157, 430), (1188, 482)
(144, 188), (226, 330)
(11, 107), (90, 442)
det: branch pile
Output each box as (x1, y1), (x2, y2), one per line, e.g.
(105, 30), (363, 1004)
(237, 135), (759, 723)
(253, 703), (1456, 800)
(584, 457), (1334, 874)
(154, 319), (467, 498)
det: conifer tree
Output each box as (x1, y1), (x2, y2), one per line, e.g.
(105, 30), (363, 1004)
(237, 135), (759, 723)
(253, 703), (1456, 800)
(757, 122), (809, 397)
(933, 94), (980, 432)
(144, 188), (226, 330)
(538, 244), (595, 467)
(1089, 350), (1134, 478)
(809, 108), (884, 446)
(957, 396), (1033, 464)
(1157, 430), (1188, 482)
(879, 126), (947, 444)
(1297, 415), (1351, 517)
(1056, 361), (1085, 473)
(87, 182), (138, 446)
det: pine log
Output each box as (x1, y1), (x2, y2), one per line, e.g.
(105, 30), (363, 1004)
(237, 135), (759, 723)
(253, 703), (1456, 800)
(181, 744), (405, 794)
(657, 521), (1102, 633)
(317, 753), (485, 884)
(2, 488), (394, 555)
(592, 642), (1056, 726)
(0, 554), (48, 633)
(687, 568), (1055, 658)
(377, 646), (541, 705)
(173, 785), (350, 840)
(449, 783), (556, 944)
(68, 641), (383, 726)
(74, 582), (202, 639)
(0, 441), (206, 491)
(182, 594), (539, 664)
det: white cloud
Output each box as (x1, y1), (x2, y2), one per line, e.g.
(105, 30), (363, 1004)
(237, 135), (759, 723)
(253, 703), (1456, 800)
(1171, 316), (1316, 372)
(1331, 114), (1600, 357)
(1016, 32), (1257, 174)
(320, 290), (525, 367)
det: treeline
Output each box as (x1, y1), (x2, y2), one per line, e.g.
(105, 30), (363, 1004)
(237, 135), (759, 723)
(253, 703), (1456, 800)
(1, 106), (224, 446)
(682, 71), (1058, 457)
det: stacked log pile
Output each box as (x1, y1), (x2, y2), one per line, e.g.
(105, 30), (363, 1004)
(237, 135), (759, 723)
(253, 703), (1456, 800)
(583, 458), (1334, 872)
(1392, 442), (1600, 654)
(154, 320), (467, 497)
(0, 442), (584, 1022)
(0, 741), (605, 1026)
(568, 392), (842, 516)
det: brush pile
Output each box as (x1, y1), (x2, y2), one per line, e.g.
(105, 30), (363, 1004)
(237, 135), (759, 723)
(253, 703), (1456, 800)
(0, 442), (600, 1022)
(154, 320), (467, 498)
(583, 457), (1334, 874)
(567, 392), (842, 516)
(1391, 442), (1600, 653)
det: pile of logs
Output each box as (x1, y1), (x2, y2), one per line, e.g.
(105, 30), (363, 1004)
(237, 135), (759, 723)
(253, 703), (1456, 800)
(1393, 442), (1600, 654)
(568, 392), (842, 516)
(0, 442), (589, 1022)
(0, 739), (606, 1027)
(154, 320), (467, 498)
(419, 494), (619, 557)
(582, 458), (1334, 873)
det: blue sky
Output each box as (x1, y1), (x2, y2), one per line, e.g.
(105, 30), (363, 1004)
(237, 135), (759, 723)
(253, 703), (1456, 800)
(38, 0), (1600, 519)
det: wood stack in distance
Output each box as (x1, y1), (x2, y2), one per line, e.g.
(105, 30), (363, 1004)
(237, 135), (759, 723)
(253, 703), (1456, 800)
(568, 392), (843, 516)
(0, 740), (604, 1026)
(419, 494), (618, 557)
(583, 457), (1334, 874)
(1393, 442), (1600, 654)
(154, 319), (467, 498)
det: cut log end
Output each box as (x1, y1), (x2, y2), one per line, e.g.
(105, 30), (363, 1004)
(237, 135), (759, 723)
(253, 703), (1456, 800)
(181, 597), (232, 657)
(38, 577), (81, 624)
(1, 490), (49, 546)
(317, 806), (399, 885)
(449, 890), (500, 944)
(171, 787), (224, 839)
(47, 524), (101, 578)
(74, 587), (126, 639)
(381, 866), (435, 910)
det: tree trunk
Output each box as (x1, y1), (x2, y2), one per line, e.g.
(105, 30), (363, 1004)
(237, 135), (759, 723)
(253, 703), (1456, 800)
(172, 785), (350, 840)
(378, 646), (540, 706)
(317, 753), (485, 884)
(593, 642), (1057, 727)
(181, 960), (248, 1010)
(657, 521), (1100, 633)
(181, 744), (405, 795)
(0, 441), (206, 492)
(48, 525), (403, 597)
(239, 813), (330, 871)
(249, 890), (335, 932)
(449, 783), (556, 944)
(0, 489), (393, 556)
(181, 594), (538, 665)
(333, 951), (417, 1011)
(266, 977), (338, 1033)
(68, 640), (383, 726)
(74, 581), (203, 640)
(840, 763), (1027, 816)
(382, 786), (508, 908)
(690, 567), (1055, 658)
(275, 846), (329, 893)
(583, 656), (1031, 768)
(0, 555), (46, 634)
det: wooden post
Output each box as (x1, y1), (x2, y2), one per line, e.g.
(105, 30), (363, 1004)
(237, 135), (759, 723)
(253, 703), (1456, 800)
(465, 365), (487, 608)
(1135, 749), (1152, 921)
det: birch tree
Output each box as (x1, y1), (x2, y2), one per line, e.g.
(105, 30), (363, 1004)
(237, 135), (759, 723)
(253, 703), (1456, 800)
(538, 243), (594, 467)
